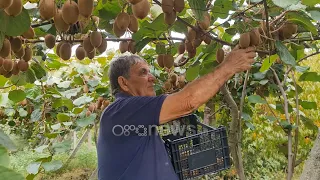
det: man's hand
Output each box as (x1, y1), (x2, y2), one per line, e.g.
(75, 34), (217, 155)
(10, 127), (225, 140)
(221, 46), (256, 74)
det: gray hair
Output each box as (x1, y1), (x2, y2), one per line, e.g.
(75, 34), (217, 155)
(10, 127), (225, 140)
(108, 54), (146, 96)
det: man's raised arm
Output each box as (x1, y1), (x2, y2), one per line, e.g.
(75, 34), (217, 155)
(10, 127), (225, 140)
(159, 47), (256, 124)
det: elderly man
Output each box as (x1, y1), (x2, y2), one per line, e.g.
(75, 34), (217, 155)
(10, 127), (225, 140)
(97, 47), (256, 180)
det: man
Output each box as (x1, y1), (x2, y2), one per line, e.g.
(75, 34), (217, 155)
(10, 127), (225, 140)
(97, 46), (256, 180)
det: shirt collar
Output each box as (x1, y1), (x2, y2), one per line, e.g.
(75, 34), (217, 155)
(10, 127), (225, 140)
(115, 92), (133, 99)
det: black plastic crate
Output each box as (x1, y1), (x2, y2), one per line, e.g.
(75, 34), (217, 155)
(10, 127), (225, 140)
(160, 114), (231, 180)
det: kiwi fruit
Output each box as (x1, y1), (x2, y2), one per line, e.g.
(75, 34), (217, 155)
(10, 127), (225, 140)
(132, 0), (150, 20)
(83, 36), (94, 53)
(22, 47), (32, 62)
(126, 0), (143, 5)
(83, 84), (89, 93)
(0, 57), (3, 66)
(163, 54), (174, 68)
(204, 35), (211, 45)
(249, 28), (261, 46)
(173, 0), (184, 13)
(76, 46), (86, 60)
(286, 23), (298, 35)
(187, 27), (196, 42)
(193, 38), (202, 48)
(88, 103), (96, 112)
(113, 22), (126, 37)
(78, 0), (93, 18)
(90, 31), (102, 48)
(216, 48), (224, 63)
(128, 15), (139, 33)
(62, 0), (79, 25)
(239, 32), (250, 49)
(170, 73), (178, 84)
(22, 27), (35, 39)
(87, 48), (96, 59)
(86, 110), (91, 117)
(59, 43), (72, 60)
(119, 41), (129, 53)
(164, 11), (176, 25)
(56, 41), (64, 57)
(3, 59), (14, 72)
(185, 40), (194, 53)
(128, 41), (136, 54)
(97, 39), (107, 54)
(14, 47), (25, 58)
(0, 66), (8, 76)
(116, 12), (130, 31)
(11, 61), (19, 75)
(164, 81), (172, 91)
(5, 0), (22, 17)
(162, 0), (174, 14)
(4, 71), (12, 78)
(54, 9), (70, 32)
(10, 37), (22, 52)
(39, 0), (56, 20)
(17, 60), (29, 72)
(199, 12), (210, 30)
(44, 34), (56, 49)
(0, 0), (13, 9)
(188, 49), (196, 59)
(178, 42), (185, 54)
(0, 39), (11, 58)
(157, 54), (165, 68)
(103, 100), (110, 107)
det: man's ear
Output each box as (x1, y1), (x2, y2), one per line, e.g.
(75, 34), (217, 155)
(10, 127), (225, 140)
(118, 76), (130, 92)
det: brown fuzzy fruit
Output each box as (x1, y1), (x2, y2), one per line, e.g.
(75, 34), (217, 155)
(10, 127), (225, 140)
(14, 47), (25, 58)
(83, 36), (94, 53)
(170, 73), (178, 84)
(10, 37), (22, 52)
(113, 22), (126, 37)
(4, 71), (12, 78)
(17, 60), (29, 72)
(56, 41), (64, 57)
(249, 28), (261, 46)
(5, 0), (22, 17)
(59, 43), (72, 60)
(3, 59), (13, 72)
(44, 34), (56, 49)
(22, 27), (35, 39)
(188, 49), (196, 58)
(193, 39), (202, 48)
(87, 48), (96, 59)
(157, 54), (165, 68)
(173, 0), (184, 13)
(76, 46), (86, 60)
(132, 0), (150, 20)
(204, 35), (211, 45)
(164, 81), (172, 91)
(216, 48), (224, 63)
(62, 0), (79, 25)
(239, 32), (250, 49)
(116, 12), (130, 31)
(97, 39), (107, 54)
(78, 0), (94, 18)
(119, 41), (129, 53)
(86, 110), (91, 117)
(0, 39), (11, 58)
(126, 0), (143, 5)
(39, 0), (56, 20)
(11, 61), (19, 75)
(163, 54), (174, 68)
(54, 9), (70, 32)
(187, 27), (196, 42)
(178, 42), (185, 54)
(22, 47), (32, 62)
(0, 57), (3, 66)
(162, 0), (174, 14)
(0, 0), (13, 9)
(0, 66), (8, 75)
(128, 41), (136, 54)
(103, 100), (110, 107)
(128, 15), (139, 33)
(185, 40), (195, 53)
(90, 31), (102, 48)
(199, 12), (211, 30)
(83, 84), (89, 93)
(88, 103), (96, 112)
(164, 11), (176, 25)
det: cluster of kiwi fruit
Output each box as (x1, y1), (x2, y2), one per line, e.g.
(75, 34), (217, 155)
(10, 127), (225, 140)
(0, 0), (23, 17)
(163, 73), (186, 93)
(86, 97), (110, 116)
(78, 31), (107, 60)
(0, 36), (32, 78)
(119, 40), (137, 54)
(157, 54), (174, 69)
(161, 0), (184, 25)
(127, 0), (150, 20)
(113, 11), (139, 37)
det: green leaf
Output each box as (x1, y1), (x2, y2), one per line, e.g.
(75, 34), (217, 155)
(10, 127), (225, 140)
(52, 98), (74, 110)
(186, 64), (200, 81)
(72, 107), (85, 114)
(25, 68), (37, 84)
(0, 129), (17, 151)
(0, 146), (9, 167)
(8, 90), (26, 103)
(299, 100), (317, 110)
(73, 95), (94, 106)
(52, 140), (72, 154)
(302, 0), (319, 6)
(187, 0), (206, 21)
(156, 43), (166, 54)
(30, 109), (42, 122)
(42, 160), (62, 172)
(212, 0), (233, 19)
(57, 81), (72, 89)
(46, 58), (67, 69)
(260, 54), (278, 72)
(51, 123), (61, 130)
(0, 8), (31, 36)
(299, 72), (320, 82)
(265, 116), (277, 122)
(279, 121), (295, 130)
(0, 166), (24, 180)
(57, 113), (71, 122)
(285, 11), (318, 35)
(77, 114), (97, 127)
(30, 63), (47, 79)
(308, 10), (320, 21)
(272, 0), (299, 8)
(245, 121), (255, 130)
(18, 108), (28, 117)
(295, 66), (309, 73)
(34, 145), (49, 153)
(136, 38), (152, 53)
(26, 162), (41, 174)
(248, 95), (267, 104)
(275, 41), (296, 66)
(60, 88), (81, 99)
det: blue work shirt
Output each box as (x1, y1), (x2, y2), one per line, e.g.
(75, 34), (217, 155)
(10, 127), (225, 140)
(97, 92), (179, 180)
